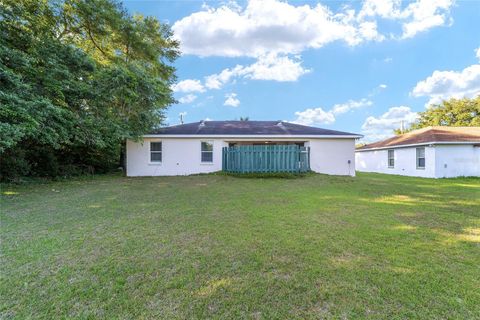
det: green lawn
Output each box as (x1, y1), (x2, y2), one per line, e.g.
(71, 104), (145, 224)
(1, 173), (479, 319)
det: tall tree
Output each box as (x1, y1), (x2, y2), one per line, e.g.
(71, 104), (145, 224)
(57, 0), (179, 168)
(0, 0), (179, 181)
(395, 96), (480, 134)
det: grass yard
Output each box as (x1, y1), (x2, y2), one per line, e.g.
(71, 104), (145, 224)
(1, 172), (479, 319)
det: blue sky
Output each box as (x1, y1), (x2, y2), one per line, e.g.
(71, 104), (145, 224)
(124, 0), (480, 141)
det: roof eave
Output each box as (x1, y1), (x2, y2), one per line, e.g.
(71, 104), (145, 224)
(356, 140), (480, 152)
(143, 134), (363, 139)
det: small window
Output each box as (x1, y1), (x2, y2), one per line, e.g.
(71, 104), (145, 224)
(416, 147), (425, 169)
(388, 149), (394, 168)
(150, 142), (162, 162)
(201, 141), (213, 162)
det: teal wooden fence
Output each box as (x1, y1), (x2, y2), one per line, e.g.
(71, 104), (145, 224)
(222, 145), (310, 173)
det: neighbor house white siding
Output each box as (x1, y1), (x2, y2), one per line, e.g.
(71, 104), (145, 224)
(356, 146), (436, 178)
(434, 145), (480, 178)
(127, 137), (358, 177)
(356, 144), (480, 178)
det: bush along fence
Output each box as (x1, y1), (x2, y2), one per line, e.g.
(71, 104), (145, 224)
(222, 145), (310, 173)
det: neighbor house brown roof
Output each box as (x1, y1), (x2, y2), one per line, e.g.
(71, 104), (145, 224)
(357, 126), (480, 151)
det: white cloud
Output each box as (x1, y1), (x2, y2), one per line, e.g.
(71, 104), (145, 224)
(243, 53), (311, 81)
(379, 84), (388, 89)
(204, 54), (310, 90)
(294, 98), (372, 125)
(412, 58), (480, 107)
(399, 0), (453, 39)
(173, 0), (384, 58)
(171, 0), (454, 101)
(357, 0), (403, 20)
(224, 93), (240, 107)
(358, 21), (385, 42)
(361, 106), (419, 142)
(182, 53), (309, 94)
(178, 94), (197, 104)
(173, 0), (453, 58)
(172, 79), (205, 93)
(171, 0), (455, 108)
(294, 107), (335, 126)
(205, 66), (241, 89)
(331, 99), (373, 115)
(358, 0), (454, 39)
(475, 47), (480, 60)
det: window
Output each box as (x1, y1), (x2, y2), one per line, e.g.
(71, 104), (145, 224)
(388, 149), (394, 168)
(416, 147), (425, 169)
(201, 141), (213, 162)
(150, 142), (162, 162)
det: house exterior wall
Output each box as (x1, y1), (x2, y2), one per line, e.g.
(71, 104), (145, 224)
(355, 146), (436, 178)
(434, 145), (480, 178)
(127, 137), (357, 177)
(126, 138), (227, 176)
(356, 144), (480, 178)
(308, 139), (356, 176)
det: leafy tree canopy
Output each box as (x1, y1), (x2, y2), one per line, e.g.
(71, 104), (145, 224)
(395, 96), (480, 134)
(0, 0), (179, 181)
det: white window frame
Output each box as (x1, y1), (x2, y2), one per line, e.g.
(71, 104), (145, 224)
(416, 147), (425, 169)
(149, 141), (162, 163)
(387, 149), (394, 168)
(201, 141), (214, 163)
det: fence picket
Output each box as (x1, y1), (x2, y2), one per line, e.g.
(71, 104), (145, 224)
(223, 145), (309, 173)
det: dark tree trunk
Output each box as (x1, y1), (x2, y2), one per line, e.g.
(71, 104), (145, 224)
(119, 140), (126, 175)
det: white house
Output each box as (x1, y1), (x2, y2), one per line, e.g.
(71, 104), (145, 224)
(355, 126), (480, 178)
(126, 121), (362, 176)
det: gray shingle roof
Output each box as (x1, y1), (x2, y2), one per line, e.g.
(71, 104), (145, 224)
(149, 121), (361, 136)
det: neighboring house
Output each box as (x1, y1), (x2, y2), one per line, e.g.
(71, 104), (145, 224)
(126, 121), (362, 176)
(356, 127), (480, 178)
